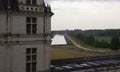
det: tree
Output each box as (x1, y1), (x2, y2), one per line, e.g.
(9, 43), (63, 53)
(110, 36), (120, 50)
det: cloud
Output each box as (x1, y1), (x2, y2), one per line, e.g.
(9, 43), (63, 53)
(50, 0), (120, 30)
(45, 0), (120, 4)
(49, 0), (120, 2)
(51, 0), (84, 2)
(45, 0), (51, 3)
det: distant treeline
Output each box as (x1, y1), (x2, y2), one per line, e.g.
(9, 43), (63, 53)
(69, 33), (110, 48)
(69, 29), (120, 37)
(52, 29), (120, 37)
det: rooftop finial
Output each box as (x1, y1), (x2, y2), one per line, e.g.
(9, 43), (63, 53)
(47, 4), (51, 12)
(7, 0), (11, 10)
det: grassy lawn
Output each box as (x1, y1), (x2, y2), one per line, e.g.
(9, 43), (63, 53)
(81, 43), (111, 51)
(51, 35), (100, 60)
(51, 35), (120, 60)
(51, 47), (101, 60)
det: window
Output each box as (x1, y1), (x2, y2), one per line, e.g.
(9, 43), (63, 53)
(32, 24), (37, 34)
(32, 62), (36, 72)
(26, 48), (37, 72)
(26, 17), (31, 23)
(26, 63), (31, 72)
(26, 56), (31, 61)
(32, 0), (37, 5)
(26, 17), (37, 34)
(26, 48), (31, 54)
(32, 48), (36, 54)
(26, 0), (36, 5)
(26, 24), (31, 34)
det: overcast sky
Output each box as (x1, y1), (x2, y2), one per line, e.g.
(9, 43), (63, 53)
(45, 0), (120, 30)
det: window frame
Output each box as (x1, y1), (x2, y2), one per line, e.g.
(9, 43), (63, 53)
(26, 48), (37, 72)
(26, 0), (37, 5)
(26, 17), (37, 34)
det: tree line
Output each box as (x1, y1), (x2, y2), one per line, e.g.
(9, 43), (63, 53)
(69, 33), (120, 50)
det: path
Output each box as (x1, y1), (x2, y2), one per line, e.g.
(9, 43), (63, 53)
(65, 34), (112, 55)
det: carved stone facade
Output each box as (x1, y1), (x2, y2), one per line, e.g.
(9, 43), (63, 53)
(0, 0), (53, 72)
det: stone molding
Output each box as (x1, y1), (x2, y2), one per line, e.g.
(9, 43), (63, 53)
(38, 69), (50, 72)
(0, 34), (50, 38)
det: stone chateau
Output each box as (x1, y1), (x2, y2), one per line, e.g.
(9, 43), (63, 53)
(0, 0), (53, 72)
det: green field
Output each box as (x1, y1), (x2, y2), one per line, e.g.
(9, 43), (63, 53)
(51, 45), (101, 60)
(95, 36), (111, 43)
(51, 35), (120, 60)
(51, 35), (102, 60)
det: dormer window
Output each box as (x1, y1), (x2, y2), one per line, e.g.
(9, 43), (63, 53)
(26, 0), (36, 5)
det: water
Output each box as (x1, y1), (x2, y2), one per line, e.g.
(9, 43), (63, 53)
(51, 35), (67, 45)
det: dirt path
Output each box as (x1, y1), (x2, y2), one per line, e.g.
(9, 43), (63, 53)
(65, 34), (112, 55)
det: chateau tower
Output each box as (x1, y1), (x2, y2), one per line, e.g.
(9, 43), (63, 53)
(0, 0), (53, 72)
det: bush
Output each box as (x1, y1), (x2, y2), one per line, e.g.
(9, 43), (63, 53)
(110, 36), (120, 50)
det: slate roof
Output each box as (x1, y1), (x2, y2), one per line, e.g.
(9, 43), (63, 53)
(0, 0), (19, 11)
(51, 55), (120, 72)
(0, 0), (53, 15)
(0, 0), (8, 10)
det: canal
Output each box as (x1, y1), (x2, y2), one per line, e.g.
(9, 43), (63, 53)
(51, 35), (67, 45)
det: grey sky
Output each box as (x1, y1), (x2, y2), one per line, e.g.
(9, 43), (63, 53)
(45, 0), (120, 30)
